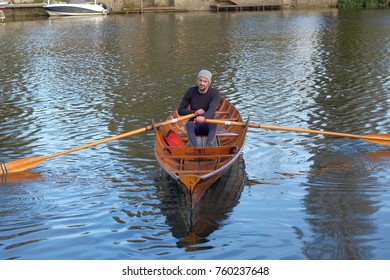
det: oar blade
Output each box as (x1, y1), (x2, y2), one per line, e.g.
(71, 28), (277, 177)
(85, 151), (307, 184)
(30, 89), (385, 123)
(362, 134), (390, 146)
(1, 156), (49, 175)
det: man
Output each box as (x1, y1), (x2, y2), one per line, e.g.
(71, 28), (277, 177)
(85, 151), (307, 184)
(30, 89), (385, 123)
(178, 69), (221, 147)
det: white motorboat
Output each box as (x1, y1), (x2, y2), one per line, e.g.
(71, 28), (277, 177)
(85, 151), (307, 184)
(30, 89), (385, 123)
(0, 1), (11, 9)
(44, 0), (109, 16)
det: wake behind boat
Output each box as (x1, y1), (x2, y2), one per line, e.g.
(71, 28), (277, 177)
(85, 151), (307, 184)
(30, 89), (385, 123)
(44, 0), (109, 16)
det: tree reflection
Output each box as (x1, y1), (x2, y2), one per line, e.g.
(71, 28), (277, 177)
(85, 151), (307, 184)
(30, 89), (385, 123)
(302, 145), (388, 259)
(298, 9), (389, 260)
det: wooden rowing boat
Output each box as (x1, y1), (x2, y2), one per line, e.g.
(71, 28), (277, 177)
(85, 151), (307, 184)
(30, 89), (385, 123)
(154, 97), (248, 207)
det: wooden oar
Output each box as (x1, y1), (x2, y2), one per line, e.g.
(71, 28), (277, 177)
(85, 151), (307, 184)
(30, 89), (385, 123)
(0, 113), (195, 175)
(205, 119), (390, 146)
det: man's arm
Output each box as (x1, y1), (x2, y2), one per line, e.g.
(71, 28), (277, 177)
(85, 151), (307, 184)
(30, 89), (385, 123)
(177, 89), (194, 116)
(203, 89), (221, 119)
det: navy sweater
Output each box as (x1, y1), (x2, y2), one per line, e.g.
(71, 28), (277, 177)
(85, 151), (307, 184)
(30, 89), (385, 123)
(177, 86), (221, 119)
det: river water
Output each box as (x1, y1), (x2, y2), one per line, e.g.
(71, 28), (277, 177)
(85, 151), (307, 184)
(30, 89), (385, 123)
(0, 8), (390, 260)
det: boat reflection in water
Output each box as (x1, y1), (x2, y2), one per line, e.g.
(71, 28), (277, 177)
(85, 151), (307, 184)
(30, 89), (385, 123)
(156, 156), (247, 251)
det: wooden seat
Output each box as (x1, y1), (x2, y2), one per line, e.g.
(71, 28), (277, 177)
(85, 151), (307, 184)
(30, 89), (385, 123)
(162, 146), (237, 160)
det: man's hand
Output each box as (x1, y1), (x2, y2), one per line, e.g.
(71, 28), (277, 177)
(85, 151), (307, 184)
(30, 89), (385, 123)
(194, 116), (205, 123)
(195, 109), (205, 116)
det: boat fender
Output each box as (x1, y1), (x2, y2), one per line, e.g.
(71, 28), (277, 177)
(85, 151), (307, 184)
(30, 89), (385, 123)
(164, 130), (185, 147)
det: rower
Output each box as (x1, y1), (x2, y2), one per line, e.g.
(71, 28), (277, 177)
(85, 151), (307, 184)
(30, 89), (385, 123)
(177, 69), (221, 147)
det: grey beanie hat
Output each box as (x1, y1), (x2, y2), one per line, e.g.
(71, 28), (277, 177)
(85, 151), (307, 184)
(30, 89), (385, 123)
(197, 69), (212, 84)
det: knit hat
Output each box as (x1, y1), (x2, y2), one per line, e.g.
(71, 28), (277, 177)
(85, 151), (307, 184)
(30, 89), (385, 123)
(197, 69), (212, 84)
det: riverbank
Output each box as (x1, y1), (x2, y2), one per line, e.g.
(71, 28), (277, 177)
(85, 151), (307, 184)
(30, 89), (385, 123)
(0, 1), (334, 21)
(2, 4), (47, 19)
(2, 3), (193, 20)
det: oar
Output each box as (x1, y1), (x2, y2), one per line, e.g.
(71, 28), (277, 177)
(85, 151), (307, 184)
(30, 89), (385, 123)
(0, 113), (196, 175)
(205, 119), (390, 146)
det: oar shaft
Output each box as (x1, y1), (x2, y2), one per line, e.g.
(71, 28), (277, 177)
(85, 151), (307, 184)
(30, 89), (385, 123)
(257, 124), (362, 139)
(47, 113), (196, 160)
(1, 113), (195, 175)
(206, 119), (362, 138)
(47, 127), (149, 159)
(205, 119), (390, 145)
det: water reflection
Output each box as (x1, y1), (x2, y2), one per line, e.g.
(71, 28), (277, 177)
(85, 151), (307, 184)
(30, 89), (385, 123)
(1, 9), (390, 259)
(297, 9), (390, 260)
(156, 156), (247, 251)
(302, 143), (389, 259)
(305, 10), (390, 135)
(1, 171), (43, 184)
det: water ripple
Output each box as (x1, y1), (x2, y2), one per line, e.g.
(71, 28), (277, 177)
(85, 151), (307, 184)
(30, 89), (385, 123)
(1, 10), (390, 260)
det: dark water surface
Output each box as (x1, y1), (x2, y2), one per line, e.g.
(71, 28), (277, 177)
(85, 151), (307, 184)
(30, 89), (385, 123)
(1, 9), (390, 260)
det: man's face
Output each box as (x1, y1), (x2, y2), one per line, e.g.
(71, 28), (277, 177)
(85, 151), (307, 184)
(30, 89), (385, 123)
(197, 77), (210, 93)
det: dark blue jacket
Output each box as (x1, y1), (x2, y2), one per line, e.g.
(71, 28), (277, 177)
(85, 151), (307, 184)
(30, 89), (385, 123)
(178, 86), (221, 119)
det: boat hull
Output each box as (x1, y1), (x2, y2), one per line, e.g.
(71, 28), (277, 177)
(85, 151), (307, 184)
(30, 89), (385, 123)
(0, 1), (10, 10)
(44, 4), (109, 16)
(154, 97), (248, 207)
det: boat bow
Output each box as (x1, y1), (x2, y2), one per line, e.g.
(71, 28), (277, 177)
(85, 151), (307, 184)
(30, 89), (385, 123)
(179, 175), (202, 194)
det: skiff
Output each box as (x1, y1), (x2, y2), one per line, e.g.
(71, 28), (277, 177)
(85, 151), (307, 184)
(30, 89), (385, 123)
(154, 97), (248, 207)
